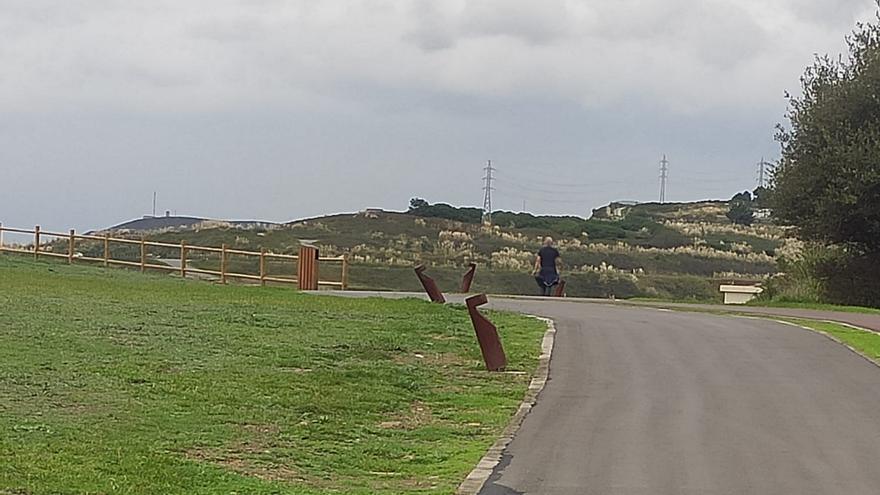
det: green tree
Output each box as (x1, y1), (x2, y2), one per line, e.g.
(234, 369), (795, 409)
(726, 201), (754, 226)
(772, 9), (880, 253)
(408, 198), (429, 212)
(752, 186), (770, 208)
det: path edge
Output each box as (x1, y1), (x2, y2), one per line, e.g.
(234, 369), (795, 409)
(771, 318), (880, 369)
(455, 315), (557, 495)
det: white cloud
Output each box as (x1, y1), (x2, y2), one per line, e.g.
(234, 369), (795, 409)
(0, 0), (876, 114)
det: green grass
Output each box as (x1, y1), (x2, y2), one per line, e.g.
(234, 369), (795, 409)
(749, 300), (880, 315)
(779, 319), (880, 361)
(0, 256), (546, 494)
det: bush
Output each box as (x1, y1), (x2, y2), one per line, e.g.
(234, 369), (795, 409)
(759, 244), (880, 307)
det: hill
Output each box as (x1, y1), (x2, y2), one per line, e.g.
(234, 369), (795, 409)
(82, 199), (789, 301)
(102, 215), (279, 233)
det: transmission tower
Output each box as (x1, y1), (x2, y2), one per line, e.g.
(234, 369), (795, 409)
(659, 154), (669, 203)
(756, 158), (773, 189)
(482, 160), (494, 226)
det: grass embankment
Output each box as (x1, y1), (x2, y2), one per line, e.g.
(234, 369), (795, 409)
(780, 319), (880, 362)
(750, 300), (880, 315)
(0, 257), (545, 494)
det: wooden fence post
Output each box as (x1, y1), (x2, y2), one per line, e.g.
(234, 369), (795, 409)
(341, 253), (349, 290)
(34, 225), (40, 260)
(68, 229), (75, 264)
(0, 222), (4, 253)
(103, 234), (110, 267)
(260, 248), (266, 286)
(180, 241), (187, 278)
(140, 238), (146, 273)
(221, 244), (228, 284)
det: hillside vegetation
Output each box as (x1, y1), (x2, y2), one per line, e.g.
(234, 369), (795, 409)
(82, 199), (791, 301)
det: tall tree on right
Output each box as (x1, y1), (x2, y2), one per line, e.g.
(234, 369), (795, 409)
(773, 10), (880, 254)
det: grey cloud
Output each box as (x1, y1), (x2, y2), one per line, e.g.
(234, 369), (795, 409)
(188, 17), (272, 43)
(458, 0), (576, 45)
(1, 0), (878, 231)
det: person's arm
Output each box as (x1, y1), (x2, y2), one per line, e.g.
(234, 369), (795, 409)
(533, 255), (542, 275)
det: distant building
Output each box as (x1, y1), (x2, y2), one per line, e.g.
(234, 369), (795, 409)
(754, 208), (772, 220)
(591, 201), (639, 220)
(359, 208), (384, 219)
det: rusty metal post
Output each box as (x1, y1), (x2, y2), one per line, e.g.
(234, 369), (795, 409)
(460, 262), (477, 293)
(297, 246), (319, 290)
(414, 264), (445, 303)
(465, 294), (507, 371)
(554, 279), (566, 297)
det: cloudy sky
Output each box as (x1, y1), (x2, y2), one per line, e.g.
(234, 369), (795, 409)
(1, 0), (876, 232)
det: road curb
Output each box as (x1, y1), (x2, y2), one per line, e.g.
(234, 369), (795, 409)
(455, 315), (557, 495)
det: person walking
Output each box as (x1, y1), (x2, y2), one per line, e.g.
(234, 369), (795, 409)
(533, 237), (561, 296)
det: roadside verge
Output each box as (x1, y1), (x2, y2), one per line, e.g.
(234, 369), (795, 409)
(456, 316), (557, 495)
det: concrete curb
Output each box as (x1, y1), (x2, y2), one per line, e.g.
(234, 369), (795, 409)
(455, 315), (557, 495)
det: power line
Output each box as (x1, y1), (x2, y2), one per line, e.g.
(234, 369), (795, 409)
(493, 187), (595, 205)
(494, 179), (614, 197)
(498, 168), (636, 189)
(659, 154), (669, 203)
(482, 160), (494, 226)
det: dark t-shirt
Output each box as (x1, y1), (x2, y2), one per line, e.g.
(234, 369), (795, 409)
(538, 246), (560, 270)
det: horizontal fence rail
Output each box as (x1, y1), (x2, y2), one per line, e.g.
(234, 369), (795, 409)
(0, 223), (348, 290)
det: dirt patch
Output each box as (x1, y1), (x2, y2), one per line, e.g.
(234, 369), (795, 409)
(184, 423), (301, 482)
(378, 401), (434, 430)
(185, 447), (302, 483)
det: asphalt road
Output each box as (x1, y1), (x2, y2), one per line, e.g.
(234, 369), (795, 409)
(317, 292), (880, 493)
(477, 299), (880, 495)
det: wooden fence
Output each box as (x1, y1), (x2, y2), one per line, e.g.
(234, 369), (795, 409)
(0, 223), (348, 290)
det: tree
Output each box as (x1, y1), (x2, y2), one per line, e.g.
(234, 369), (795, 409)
(408, 198), (429, 212)
(731, 191), (752, 203)
(727, 201), (754, 226)
(752, 186), (769, 208)
(772, 8), (880, 253)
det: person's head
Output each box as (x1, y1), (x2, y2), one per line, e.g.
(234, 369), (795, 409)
(543, 236), (554, 247)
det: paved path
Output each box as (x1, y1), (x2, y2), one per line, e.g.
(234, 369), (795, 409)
(479, 299), (880, 494)
(605, 299), (880, 334)
(321, 290), (880, 333)
(320, 292), (880, 494)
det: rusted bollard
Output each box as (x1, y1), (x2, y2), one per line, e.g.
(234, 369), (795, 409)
(554, 279), (566, 297)
(414, 264), (446, 303)
(465, 294), (507, 371)
(460, 262), (477, 293)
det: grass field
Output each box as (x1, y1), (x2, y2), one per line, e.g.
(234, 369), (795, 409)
(0, 256), (546, 494)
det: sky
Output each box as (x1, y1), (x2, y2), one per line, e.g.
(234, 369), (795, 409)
(1, 0), (877, 232)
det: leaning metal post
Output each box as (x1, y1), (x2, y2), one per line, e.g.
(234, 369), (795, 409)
(414, 264), (446, 303)
(460, 262), (477, 293)
(465, 294), (507, 371)
(554, 279), (566, 297)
